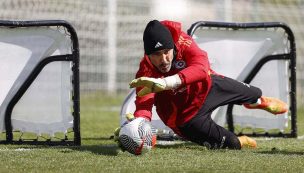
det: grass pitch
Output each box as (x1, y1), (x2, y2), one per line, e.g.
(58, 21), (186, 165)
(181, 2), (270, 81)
(0, 93), (303, 173)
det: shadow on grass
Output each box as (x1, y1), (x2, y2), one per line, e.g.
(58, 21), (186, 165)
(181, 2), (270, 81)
(1, 143), (120, 156)
(4, 137), (225, 155)
(66, 136), (119, 156)
(69, 144), (119, 156)
(82, 137), (112, 140)
(75, 138), (201, 155)
(256, 149), (304, 156)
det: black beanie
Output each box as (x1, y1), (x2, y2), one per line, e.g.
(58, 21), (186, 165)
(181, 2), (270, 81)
(143, 20), (174, 55)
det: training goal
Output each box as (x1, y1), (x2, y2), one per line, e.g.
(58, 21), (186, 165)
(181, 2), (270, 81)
(121, 21), (296, 139)
(0, 20), (80, 145)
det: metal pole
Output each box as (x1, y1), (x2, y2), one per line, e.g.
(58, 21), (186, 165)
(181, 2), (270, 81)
(107, 0), (117, 93)
(224, 0), (232, 22)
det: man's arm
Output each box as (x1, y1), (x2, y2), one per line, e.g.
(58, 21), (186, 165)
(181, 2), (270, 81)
(177, 33), (211, 85)
(134, 91), (154, 121)
(132, 60), (156, 121)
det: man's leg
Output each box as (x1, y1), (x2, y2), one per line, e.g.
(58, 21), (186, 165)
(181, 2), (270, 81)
(198, 75), (287, 115)
(179, 112), (243, 149)
(197, 75), (262, 115)
(179, 75), (261, 149)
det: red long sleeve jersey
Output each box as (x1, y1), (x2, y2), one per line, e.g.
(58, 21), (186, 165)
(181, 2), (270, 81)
(134, 21), (213, 136)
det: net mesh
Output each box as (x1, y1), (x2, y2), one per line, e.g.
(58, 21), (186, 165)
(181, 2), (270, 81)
(0, 25), (75, 142)
(0, 0), (303, 106)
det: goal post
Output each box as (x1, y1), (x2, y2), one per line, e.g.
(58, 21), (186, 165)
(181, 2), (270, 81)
(187, 21), (296, 137)
(120, 21), (297, 139)
(0, 20), (80, 145)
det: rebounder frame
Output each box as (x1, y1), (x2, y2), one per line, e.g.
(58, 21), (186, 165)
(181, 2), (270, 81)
(187, 21), (297, 138)
(0, 20), (80, 145)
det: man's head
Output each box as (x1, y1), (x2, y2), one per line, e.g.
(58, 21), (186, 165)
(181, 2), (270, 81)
(143, 20), (174, 73)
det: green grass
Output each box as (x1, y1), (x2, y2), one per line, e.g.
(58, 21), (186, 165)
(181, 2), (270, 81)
(0, 93), (304, 173)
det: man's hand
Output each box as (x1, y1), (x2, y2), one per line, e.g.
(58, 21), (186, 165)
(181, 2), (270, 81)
(129, 77), (167, 96)
(129, 75), (182, 97)
(113, 127), (121, 142)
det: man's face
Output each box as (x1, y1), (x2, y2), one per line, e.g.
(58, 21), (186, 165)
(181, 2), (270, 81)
(148, 49), (174, 73)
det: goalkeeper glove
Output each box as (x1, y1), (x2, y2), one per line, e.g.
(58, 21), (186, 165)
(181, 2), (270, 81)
(129, 74), (181, 96)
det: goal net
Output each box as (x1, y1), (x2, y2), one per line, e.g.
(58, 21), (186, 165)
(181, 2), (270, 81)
(188, 21), (296, 137)
(0, 20), (80, 145)
(121, 21), (296, 139)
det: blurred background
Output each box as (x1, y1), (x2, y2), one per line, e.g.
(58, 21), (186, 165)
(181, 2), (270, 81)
(0, 0), (303, 106)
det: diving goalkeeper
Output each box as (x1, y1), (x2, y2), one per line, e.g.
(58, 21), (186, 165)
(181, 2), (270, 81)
(129, 20), (288, 149)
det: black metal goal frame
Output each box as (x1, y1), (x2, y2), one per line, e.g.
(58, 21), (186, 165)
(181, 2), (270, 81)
(187, 21), (297, 138)
(0, 20), (80, 145)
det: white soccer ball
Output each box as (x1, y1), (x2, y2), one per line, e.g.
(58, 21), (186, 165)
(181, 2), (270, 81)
(119, 117), (157, 155)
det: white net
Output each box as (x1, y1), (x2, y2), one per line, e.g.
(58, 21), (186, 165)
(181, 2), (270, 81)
(3, 0), (303, 105)
(0, 0), (302, 105)
(0, 0), (302, 138)
(0, 26), (73, 135)
(193, 26), (290, 131)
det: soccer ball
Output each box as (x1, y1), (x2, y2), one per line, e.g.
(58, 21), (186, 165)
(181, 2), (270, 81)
(119, 117), (157, 155)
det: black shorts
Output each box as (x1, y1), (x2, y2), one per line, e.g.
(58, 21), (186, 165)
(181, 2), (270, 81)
(178, 74), (262, 149)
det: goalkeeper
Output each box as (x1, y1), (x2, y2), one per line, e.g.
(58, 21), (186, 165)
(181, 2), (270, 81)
(129, 20), (288, 149)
